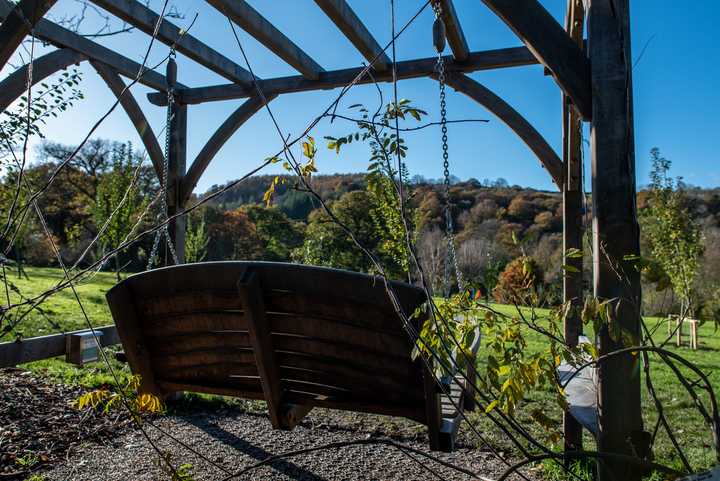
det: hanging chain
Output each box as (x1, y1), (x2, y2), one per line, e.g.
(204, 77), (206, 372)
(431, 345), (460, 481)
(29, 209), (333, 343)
(433, 4), (464, 297)
(147, 52), (180, 270)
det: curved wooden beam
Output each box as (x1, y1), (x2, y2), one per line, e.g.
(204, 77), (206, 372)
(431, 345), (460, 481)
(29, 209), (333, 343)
(444, 73), (563, 188)
(0, 0), (56, 69)
(182, 95), (275, 201)
(0, 48), (85, 113)
(91, 60), (164, 179)
(479, 0), (591, 120)
(0, 0), (179, 92)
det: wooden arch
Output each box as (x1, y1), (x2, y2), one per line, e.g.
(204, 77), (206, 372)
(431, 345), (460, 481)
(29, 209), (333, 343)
(0, 1), (641, 479)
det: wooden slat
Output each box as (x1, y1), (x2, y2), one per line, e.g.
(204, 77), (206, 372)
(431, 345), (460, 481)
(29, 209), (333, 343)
(444, 73), (564, 188)
(0, 0), (178, 92)
(205, 0), (324, 80)
(142, 313), (247, 337)
(480, 0), (592, 119)
(156, 380), (265, 400)
(314, 0), (390, 71)
(147, 46), (538, 105)
(182, 95), (275, 202)
(91, 60), (164, 179)
(137, 291), (242, 318)
(89, 0), (253, 85)
(0, 0), (56, 69)
(0, 48), (85, 113)
(150, 347), (255, 371)
(147, 331), (251, 354)
(269, 314), (411, 355)
(276, 352), (417, 388)
(239, 269), (285, 428)
(0, 324), (119, 368)
(435, 0), (469, 61)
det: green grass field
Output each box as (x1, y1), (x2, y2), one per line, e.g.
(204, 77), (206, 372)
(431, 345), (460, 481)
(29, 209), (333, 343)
(2, 267), (719, 476)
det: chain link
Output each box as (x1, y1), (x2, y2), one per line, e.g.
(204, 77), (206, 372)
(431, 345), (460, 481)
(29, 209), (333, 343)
(147, 53), (180, 270)
(433, 7), (464, 298)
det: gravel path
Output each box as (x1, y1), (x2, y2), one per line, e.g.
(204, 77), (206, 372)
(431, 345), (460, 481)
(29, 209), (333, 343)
(42, 407), (535, 481)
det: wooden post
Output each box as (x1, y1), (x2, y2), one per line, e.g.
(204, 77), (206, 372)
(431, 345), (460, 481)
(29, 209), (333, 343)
(588, 1), (643, 479)
(166, 55), (186, 264)
(562, 0), (584, 458)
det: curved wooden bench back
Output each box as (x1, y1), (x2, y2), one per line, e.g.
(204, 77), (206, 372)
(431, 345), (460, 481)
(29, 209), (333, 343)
(106, 262), (429, 423)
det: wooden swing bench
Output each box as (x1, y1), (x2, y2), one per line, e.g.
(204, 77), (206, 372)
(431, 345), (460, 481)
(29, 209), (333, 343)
(106, 261), (477, 452)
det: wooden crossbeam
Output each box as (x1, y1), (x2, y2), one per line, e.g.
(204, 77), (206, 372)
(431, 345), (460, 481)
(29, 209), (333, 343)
(91, 61), (164, 180)
(435, 0), (469, 61)
(182, 95), (276, 202)
(479, 0), (592, 119)
(0, 0), (179, 92)
(314, 0), (390, 71)
(148, 46), (538, 106)
(0, 0), (56, 69)
(442, 73), (563, 188)
(88, 0), (254, 86)
(205, 0), (324, 80)
(0, 48), (85, 113)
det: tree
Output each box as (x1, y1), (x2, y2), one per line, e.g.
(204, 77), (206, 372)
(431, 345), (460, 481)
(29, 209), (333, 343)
(240, 205), (304, 262)
(493, 255), (543, 305)
(184, 212), (209, 264)
(205, 207), (263, 261)
(299, 190), (379, 273)
(641, 148), (703, 317)
(92, 142), (148, 280)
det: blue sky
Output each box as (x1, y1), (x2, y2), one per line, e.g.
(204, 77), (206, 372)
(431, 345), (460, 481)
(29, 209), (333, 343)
(4, 0), (719, 193)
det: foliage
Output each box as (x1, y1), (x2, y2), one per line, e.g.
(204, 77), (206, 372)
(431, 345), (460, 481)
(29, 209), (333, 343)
(241, 205), (304, 262)
(91, 142), (149, 279)
(204, 207), (263, 261)
(184, 213), (209, 263)
(493, 256), (543, 304)
(325, 100), (426, 279)
(155, 452), (196, 481)
(73, 374), (164, 416)
(0, 68), (83, 161)
(640, 148), (704, 316)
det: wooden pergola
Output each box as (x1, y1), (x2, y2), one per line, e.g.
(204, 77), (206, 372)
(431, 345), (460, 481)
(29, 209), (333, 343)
(0, 1), (642, 479)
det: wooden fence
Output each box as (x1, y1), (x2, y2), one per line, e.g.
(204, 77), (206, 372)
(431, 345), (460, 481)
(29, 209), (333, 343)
(0, 325), (119, 368)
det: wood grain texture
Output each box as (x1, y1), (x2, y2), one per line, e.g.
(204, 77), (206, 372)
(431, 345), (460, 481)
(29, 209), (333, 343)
(587, 1), (642, 479)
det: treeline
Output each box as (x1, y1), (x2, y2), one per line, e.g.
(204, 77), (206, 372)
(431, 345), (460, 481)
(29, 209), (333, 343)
(3, 139), (719, 320)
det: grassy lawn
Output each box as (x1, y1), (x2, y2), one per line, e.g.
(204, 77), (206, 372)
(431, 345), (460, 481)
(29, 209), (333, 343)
(2, 267), (719, 476)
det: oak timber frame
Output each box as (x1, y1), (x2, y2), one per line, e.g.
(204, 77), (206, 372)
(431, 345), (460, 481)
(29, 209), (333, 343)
(0, 0), (641, 478)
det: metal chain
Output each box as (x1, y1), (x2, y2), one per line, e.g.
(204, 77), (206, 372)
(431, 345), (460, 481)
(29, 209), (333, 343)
(147, 53), (179, 270)
(433, 5), (464, 297)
